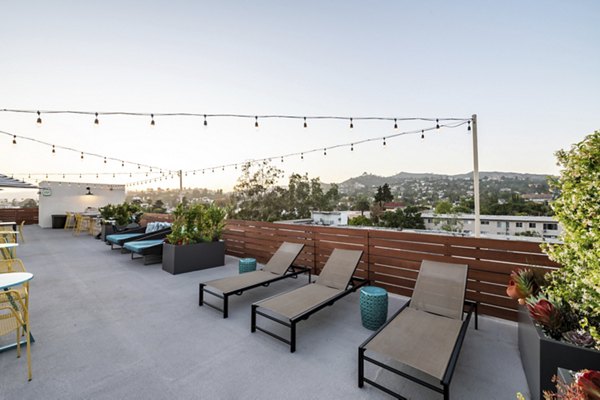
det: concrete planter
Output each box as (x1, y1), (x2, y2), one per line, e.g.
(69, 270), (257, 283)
(162, 241), (225, 275)
(518, 305), (600, 399)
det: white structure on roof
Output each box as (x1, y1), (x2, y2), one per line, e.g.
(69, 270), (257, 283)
(421, 212), (562, 239)
(38, 181), (126, 228)
(311, 211), (349, 226)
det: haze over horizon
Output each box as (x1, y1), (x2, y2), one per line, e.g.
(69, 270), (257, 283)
(1, 1), (598, 192)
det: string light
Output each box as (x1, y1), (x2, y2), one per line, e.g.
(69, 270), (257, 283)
(281, 156), (284, 162)
(436, 119), (440, 129)
(80, 152), (84, 160)
(150, 114), (155, 126)
(12, 135), (16, 144)
(383, 137), (386, 146)
(421, 130), (425, 139)
(121, 161), (124, 167)
(94, 112), (99, 125)
(203, 115), (207, 126)
(324, 148), (327, 156)
(303, 117), (307, 128)
(36, 111), (42, 125)
(349, 118), (353, 129)
(350, 143), (354, 151)
(52, 145), (56, 154)
(254, 116), (259, 128)
(468, 120), (471, 131)
(394, 119), (397, 129)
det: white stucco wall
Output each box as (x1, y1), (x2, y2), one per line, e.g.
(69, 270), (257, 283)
(38, 181), (126, 228)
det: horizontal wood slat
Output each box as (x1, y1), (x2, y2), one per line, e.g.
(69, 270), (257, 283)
(224, 219), (560, 322)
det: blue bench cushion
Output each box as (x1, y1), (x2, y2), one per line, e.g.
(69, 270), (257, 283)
(124, 239), (165, 253)
(106, 233), (142, 244)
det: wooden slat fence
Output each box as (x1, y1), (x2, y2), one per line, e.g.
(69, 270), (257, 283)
(224, 219), (560, 321)
(0, 208), (39, 224)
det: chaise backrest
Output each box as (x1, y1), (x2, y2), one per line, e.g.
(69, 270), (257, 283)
(315, 248), (363, 290)
(409, 260), (468, 320)
(262, 242), (305, 275)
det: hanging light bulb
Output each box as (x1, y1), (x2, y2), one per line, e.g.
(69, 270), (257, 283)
(203, 115), (207, 126)
(222, 166), (224, 171)
(234, 165), (237, 170)
(301, 153), (304, 160)
(96, 173), (99, 178)
(383, 137), (387, 146)
(121, 161), (124, 167)
(324, 148), (327, 156)
(12, 135), (16, 144)
(150, 114), (155, 126)
(137, 164), (140, 169)
(193, 170), (196, 175)
(62, 174), (65, 178)
(436, 119), (440, 129)
(254, 116), (259, 128)
(351, 143), (354, 151)
(28, 174), (31, 179)
(421, 130), (425, 139)
(81, 152), (84, 160)
(104, 157), (107, 164)
(468, 120), (471, 131)
(113, 173), (115, 178)
(202, 170), (205, 174)
(129, 173), (132, 178)
(394, 119), (398, 129)
(94, 112), (99, 125)
(52, 145), (56, 154)
(303, 117), (307, 128)
(79, 174), (82, 179)
(36, 111), (42, 125)
(349, 118), (353, 129)
(281, 156), (284, 163)
(45, 174), (48, 179)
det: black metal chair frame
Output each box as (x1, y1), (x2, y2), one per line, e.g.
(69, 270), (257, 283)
(251, 276), (369, 353)
(128, 240), (165, 265)
(199, 265), (312, 319)
(358, 299), (478, 400)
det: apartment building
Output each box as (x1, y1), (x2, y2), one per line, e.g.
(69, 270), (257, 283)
(421, 212), (562, 239)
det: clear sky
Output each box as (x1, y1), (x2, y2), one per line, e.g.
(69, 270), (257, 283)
(1, 1), (598, 196)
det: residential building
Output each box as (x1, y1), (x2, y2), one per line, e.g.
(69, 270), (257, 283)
(421, 212), (562, 239)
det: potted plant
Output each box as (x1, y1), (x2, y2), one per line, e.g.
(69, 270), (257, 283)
(98, 202), (143, 240)
(509, 131), (600, 399)
(162, 203), (227, 275)
(542, 369), (600, 399)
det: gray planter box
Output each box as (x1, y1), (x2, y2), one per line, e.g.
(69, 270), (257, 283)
(162, 241), (225, 275)
(518, 305), (600, 399)
(101, 223), (115, 241)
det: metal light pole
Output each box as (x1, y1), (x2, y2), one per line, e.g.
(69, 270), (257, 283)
(471, 114), (480, 237)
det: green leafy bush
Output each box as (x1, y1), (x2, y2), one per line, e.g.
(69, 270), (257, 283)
(100, 202), (142, 225)
(542, 131), (600, 348)
(166, 203), (227, 245)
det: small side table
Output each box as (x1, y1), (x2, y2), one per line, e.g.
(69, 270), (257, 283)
(360, 286), (388, 330)
(239, 258), (257, 274)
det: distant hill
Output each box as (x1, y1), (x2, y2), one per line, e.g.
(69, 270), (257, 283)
(338, 171), (551, 189)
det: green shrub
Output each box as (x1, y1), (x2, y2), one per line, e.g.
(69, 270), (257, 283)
(542, 131), (600, 347)
(166, 203), (227, 245)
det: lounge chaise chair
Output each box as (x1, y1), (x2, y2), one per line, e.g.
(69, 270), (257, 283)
(251, 248), (367, 353)
(199, 242), (308, 318)
(123, 238), (166, 265)
(106, 222), (171, 250)
(358, 260), (478, 400)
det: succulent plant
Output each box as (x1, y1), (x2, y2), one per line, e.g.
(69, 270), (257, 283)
(563, 330), (596, 348)
(577, 369), (600, 400)
(507, 268), (536, 304)
(527, 296), (565, 339)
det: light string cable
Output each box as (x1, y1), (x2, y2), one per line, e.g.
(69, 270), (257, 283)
(0, 129), (177, 176)
(137, 120), (470, 185)
(0, 108), (468, 126)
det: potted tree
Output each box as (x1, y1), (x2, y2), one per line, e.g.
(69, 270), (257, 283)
(162, 203), (226, 275)
(510, 131), (600, 399)
(99, 202), (143, 241)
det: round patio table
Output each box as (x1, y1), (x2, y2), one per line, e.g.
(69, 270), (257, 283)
(0, 272), (33, 290)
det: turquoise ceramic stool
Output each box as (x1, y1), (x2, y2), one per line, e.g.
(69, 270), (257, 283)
(360, 286), (388, 330)
(239, 258), (257, 274)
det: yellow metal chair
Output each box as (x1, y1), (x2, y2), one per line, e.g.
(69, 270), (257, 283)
(0, 290), (32, 381)
(73, 214), (91, 236)
(0, 259), (29, 308)
(64, 212), (76, 229)
(0, 237), (17, 259)
(18, 221), (25, 243)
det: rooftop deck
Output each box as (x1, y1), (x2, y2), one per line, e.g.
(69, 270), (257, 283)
(1, 226), (530, 399)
